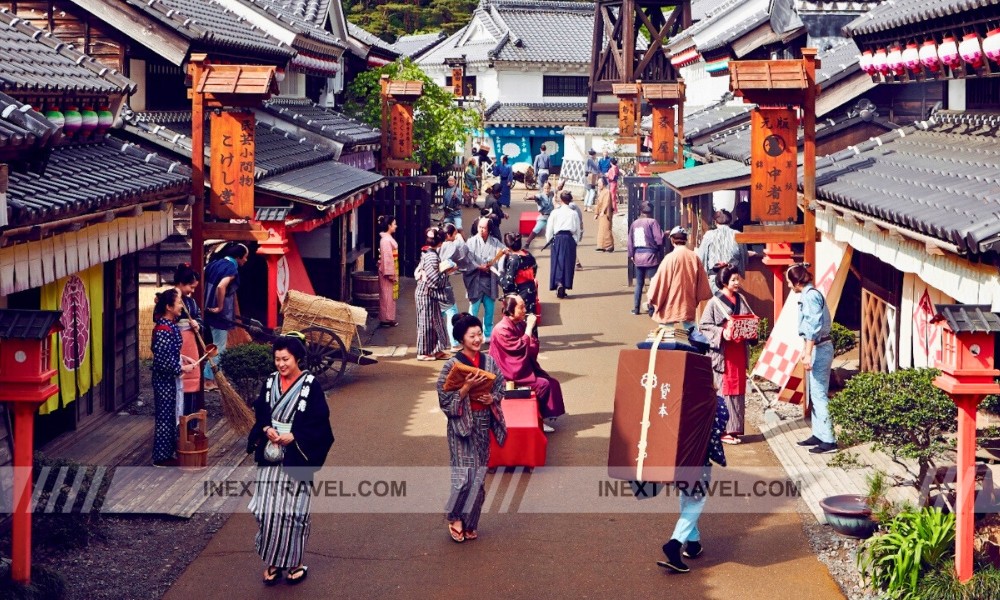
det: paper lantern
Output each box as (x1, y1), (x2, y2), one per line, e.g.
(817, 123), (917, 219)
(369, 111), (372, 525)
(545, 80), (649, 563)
(96, 106), (114, 133)
(887, 45), (905, 75)
(959, 33), (983, 68)
(920, 40), (941, 72)
(63, 106), (82, 135)
(275, 68), (285, 82)
(984, 28), (1000, 64)
(938, 36), (961, 69)
(902, 43), (921, 73)
(45, 106), (65, 130)
(872, 48), (888, 74)
(80, 107), (98, 135)
(859, 50), (875, 75)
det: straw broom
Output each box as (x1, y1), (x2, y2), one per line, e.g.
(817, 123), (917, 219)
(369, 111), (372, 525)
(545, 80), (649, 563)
(183, 306), (256, 435)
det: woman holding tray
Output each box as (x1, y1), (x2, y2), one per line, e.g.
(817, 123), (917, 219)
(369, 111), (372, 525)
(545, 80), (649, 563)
(698, 264), (757, 445)
(437, 313), (507, 543)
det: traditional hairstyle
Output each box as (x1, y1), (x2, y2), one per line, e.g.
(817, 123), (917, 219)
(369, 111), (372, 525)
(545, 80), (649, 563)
(490, 182), (503, 195)
(640, 202), (654, 216)
(503, 232), (522, 251)
(210, 241), (249, 263)
(377, 214), (396, 232)
(173, 262), (199, 286)
(611, 157), (618, 165)
(669, 229), (688, 244)
(714, 209), (733, 226)
(559, 191), (573, 204)
(153, 287), (181, 321)
(272, 334), (307, 365)
(452, 312), (483, 344)
(501, 295), (522, 316)
(785, 263), (814, 287)
(540, 144), (546, 151)
(423, 227), (446, 247)
(441, 222), (458, 238)
(714, 263), (741, 290)
(501, 155), (509, 164)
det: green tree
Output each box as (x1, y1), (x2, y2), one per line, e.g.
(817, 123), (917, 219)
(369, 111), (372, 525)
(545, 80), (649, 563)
(344, 58), (482, 170)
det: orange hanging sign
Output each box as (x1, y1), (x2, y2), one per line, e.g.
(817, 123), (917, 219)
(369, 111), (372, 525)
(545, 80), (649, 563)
(451, 67), (464, 97)
(389, 102), (415, 160)
(650, 105), (675, 163)
(618, 97), (637, 138)
(209, 111), (255, 220)
(750, 107), (798, 223)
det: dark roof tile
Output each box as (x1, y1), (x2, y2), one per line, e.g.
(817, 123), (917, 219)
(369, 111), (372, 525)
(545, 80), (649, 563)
(256, 160), (385, 206)
(392, 32), (446, 59)
(484, 102), (587, 126)
(238, 0), (345, 50)
(262, 98), (380, 146)
(845, 0), (994, 37)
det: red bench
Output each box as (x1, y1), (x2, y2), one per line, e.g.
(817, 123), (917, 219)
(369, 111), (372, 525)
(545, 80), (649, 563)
(519, 211), (541, 236)
(489, 392), (547, 468)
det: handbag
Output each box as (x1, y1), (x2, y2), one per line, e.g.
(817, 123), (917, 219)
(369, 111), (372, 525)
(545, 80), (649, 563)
(263, 420), (292, 463)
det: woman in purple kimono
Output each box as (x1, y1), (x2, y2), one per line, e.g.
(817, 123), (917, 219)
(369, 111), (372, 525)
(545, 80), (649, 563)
(488, 295), (565, 432)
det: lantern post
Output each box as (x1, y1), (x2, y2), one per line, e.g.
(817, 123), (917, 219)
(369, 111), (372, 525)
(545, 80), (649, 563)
(930, 304), (1000, 583)
(0, 310), (64, 584)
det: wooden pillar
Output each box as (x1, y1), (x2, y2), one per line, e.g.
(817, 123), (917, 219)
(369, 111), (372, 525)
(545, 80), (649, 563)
(257, 224), (288, 330)
(189, 54), (207, 308)
(762, 243), (794, 323)
(11, 404), (35, 583)
(802, 48), (818, 277)
(955, 394), (980, 583)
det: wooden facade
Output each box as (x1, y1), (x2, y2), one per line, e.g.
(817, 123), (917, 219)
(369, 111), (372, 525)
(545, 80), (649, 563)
(3, 1), (126, 72)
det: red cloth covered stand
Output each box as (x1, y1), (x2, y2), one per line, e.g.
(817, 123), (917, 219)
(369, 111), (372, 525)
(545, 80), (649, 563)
(489, 394), (547, 468)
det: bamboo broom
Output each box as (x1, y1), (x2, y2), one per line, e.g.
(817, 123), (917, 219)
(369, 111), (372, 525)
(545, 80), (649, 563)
(183, 305), (256, 435)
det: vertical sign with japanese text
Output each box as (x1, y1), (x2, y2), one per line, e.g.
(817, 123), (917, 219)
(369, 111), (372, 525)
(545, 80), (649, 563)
(650, 105), (675, 163)
(750, 107), (798, 223)
(451, 67), (463, 97)
(618, 97), (636, 138)
(389, 102), (414, 160)
(210, 111), (255, 220)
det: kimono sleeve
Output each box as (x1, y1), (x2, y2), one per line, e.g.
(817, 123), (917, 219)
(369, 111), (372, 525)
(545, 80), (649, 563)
(698, 298), (727, 352)
(247, 375), (275, 454)
(499, 253), (520, 295)
(379, 236), (396, 276)
(437, 359), (468, 418)
(294, 379), (334, 468)
(151, 325), (182, 376)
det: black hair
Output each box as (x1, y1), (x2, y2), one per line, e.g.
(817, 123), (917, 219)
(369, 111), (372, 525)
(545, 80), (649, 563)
(377, 215), (396, 232)
(490, 183), (503, 195)
(714, 209), (732, 226)
(452, 312), (483, 345)
(611, 157), (618, 165)
(153, 288), (181, 321)
(423, 227), (446, 247)
(501, 295), (522, 316)
(559, 191), (572, 203)
(173, 263), (199, 286)
(441, 222), (458, 237)
(669, 231), (688, 244)
(640, 202), (654, 216)
(501, 155), (508, 164)
(785, 263), (814, 286)
(272, 335), (307, 365)
(714, 263), (741, 290)
(503, 232), (522, 251)
(209, 241), (249, 263)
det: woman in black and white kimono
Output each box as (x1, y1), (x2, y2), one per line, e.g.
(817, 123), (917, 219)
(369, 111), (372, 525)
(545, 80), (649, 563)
(437, 313), (507, 543)
(247, 334), (334, 586)
(415, 227), (451, 361)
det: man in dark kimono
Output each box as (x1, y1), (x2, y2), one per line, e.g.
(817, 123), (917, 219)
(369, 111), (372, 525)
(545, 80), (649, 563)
(490, 155), (514, 207)
(544, 191), (583, 298)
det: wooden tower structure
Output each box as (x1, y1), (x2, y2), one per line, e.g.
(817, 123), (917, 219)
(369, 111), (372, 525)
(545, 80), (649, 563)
(587, 0), (691, 127)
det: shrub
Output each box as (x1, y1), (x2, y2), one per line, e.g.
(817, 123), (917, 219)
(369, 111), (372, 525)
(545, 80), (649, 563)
(0, 564), (68, 600)
(858, 506), (955, 599)
(980, 395), (1000, 415)
(829, 368), (956, 494)
(219, 343), (274, 401)
(831, 322), (856, 356)
(914, 561), (1000, 599)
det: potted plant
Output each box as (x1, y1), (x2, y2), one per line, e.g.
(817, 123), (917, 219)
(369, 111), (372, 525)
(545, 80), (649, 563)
(820, 470), (895, 539)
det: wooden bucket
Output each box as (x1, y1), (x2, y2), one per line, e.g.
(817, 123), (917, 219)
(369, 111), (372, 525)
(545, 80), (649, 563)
(177, 410), (208, 470)
(351, 271), (381, 315)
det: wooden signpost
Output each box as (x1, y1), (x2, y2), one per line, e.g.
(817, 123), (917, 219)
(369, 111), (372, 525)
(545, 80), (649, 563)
(379, 76), (423, 174)
(642, 81), (685, 173)
(209, 111), (255, 220)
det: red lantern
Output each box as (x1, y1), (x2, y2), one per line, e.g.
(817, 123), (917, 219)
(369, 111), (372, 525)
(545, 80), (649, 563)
(920, 40), (941, 72)
(959, 33), (984, 68)
(859, 50), (875, 75)
(938, 35), (961, 69)
(887, 45), (906, 75)
(873, 48), (889, 74)
(902, 43), (921, 73)
(984, 28), (1000, 64)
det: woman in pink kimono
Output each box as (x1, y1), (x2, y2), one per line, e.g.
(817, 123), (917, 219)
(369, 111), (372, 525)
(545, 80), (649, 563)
(489, 294), (565, 432)
(377, 215), (399, 327)
(606, 157), (620, 214)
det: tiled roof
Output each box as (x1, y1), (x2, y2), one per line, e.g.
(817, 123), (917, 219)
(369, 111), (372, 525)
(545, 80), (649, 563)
(668, 0), (802, 60)
(683, 101), (754, 144)
(6, 136), (192, 227)
(236, 0), (346, 50)
(256, 160), (385, 207)
(816, 38), (860, 89)
(659, 159), (751, 192)
(262, 98), (381, 146)
(283, 0), (331, 26)
(123, 0), (294, 61)
(813, 111), (1000, 254)
(0, 9), (135, 94)
(347, 22), (399, 55)
(0, 92), (61, 151)
(0, 310), (63, 340)
(484, 102), (587, 126)
(691, 0), (732, 21)
(392, 32), (446, 59)
(844, 0), (993, 37)
(933, 304), (1000, 333)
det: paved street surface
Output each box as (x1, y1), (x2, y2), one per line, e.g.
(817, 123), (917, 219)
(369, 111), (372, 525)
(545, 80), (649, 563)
(165, 195), (844, 599)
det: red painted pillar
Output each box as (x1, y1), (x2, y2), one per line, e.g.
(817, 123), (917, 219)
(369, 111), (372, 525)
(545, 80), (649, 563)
(264, 254), (279, 330)
(762, 242), (794, 323)
(257, 224), (289, 331)
(11, 403), (35, 583)
(955, 394), (980, 583)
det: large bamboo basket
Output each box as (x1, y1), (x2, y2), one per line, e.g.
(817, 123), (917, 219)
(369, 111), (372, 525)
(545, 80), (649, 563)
(138, 286), (158, 360)
(280, 290), (368, 349)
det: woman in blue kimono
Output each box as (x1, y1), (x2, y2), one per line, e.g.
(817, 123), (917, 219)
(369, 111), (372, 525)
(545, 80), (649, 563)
(151, 288), (194, 467)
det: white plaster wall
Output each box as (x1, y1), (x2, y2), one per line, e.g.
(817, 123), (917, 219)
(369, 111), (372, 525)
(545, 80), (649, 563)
(496, 69), (588, 105)
(562, 127), (617, 162)
(948, 79), (966, 111)
(680, 62), (731, 113)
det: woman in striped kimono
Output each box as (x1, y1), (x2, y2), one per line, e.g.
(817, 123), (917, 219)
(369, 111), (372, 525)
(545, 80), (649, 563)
(247, 335), (335, 586)
(437, 313), (507, 543)
(377, 215), (399, 327)
(151, 288), (194, 467)
(415, 227), (451, 361)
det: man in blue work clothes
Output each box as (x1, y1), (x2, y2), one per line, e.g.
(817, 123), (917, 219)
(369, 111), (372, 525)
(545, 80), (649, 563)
(598, 148), (612, 177)
(533, 144), (550, 188)
(491, 154), (514, 207)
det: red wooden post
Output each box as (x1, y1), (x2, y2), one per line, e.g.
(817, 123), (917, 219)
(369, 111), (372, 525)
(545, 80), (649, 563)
(11, 403), (35, 583)
(762, 242), (794, 323)
(955, 394), (979, 583)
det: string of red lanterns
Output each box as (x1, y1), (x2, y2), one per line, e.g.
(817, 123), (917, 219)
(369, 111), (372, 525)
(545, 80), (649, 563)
(858, 29), (1000, 80)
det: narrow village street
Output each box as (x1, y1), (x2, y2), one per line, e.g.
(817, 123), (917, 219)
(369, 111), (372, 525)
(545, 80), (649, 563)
(164, 197), (845, 599)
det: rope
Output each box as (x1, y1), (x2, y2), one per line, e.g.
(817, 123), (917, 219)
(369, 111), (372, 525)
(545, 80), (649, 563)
(636, 326), (668, 481)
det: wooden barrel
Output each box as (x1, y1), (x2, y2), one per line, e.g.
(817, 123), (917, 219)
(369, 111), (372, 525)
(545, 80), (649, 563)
(352, 271), (381, 315)
(177, 411), (208, 470)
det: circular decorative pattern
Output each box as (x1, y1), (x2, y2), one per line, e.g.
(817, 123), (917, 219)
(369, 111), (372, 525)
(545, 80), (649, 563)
(276, 256), (290, 303)
(763, 135), (785, 157)
(14, 350), (26, 364)
(502, 142), (521, 157)
(545, 141), (560, 155)
(59, 274), (90, 371)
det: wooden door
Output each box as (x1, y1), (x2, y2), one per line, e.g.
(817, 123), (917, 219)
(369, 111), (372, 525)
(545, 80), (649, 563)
(104, 255), (140, 412)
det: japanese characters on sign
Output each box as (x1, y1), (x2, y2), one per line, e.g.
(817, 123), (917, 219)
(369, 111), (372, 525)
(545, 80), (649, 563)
(451, 67), (463, 97)
(618, 97), (637, 138)
(650, 105), (675, 163)
(209, 111), (255, 220)
(750, 107), (798, 223)
(389, 102), (415, 160)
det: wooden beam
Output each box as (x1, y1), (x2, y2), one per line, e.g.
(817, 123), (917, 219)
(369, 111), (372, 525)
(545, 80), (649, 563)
(202, 222), (270, 242)
(70, 0), (190, 66)
(735, 224), (808, 245)
(925, 241), (946, 256)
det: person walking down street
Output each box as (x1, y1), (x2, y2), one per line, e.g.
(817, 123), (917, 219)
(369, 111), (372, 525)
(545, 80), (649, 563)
(533, 144), (551, 188)
(442, 175), (463, 231)
(415, 228), (452, 361)
(438, 313), (507, 544)
(463, 158), (479, 207)
(440, 223), (475, 351)
(647, 227), (712, 330)
(247, 335), (334, 586)
(598, 149), (612, 178)
(594, 177), (615, 252)
(151, 288), (194, 467)
(203, 242), (248, 391)
(558, 179), (585, 271)
(483, 183), (509, 241)
(584, 148), (601, 211)
(606, 157), (621, 214)
(490, 295), (565, 432)
(787, 264), (838, 455)
(490, 155), (514, 207)
(523, 180), (555, 249)
(545, 191), (583, 299)
(658, 396), (729, 574)
(499, 232), (539, 317)
(628, 202), (664, 315)
(699, 265), (756, 445)
(377, 216), (399, 328)
(697, 209), (749, 293)
(464, 218), (507, 341)
(173, 264), (203, 422)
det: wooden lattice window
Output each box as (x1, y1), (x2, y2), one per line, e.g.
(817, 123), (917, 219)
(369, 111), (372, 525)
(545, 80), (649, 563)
(861, 289), (898, 373)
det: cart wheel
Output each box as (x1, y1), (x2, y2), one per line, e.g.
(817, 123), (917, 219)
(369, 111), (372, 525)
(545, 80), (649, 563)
(300, 326), (348, 384)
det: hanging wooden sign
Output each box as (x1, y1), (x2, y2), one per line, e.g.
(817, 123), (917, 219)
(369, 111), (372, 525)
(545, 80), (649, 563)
(209, 111), (255, 220)
(451, 66), (463, 97)
(389, 102), (415, 160)
(650, 105), (675, 163)
(750, 107), (798, 223)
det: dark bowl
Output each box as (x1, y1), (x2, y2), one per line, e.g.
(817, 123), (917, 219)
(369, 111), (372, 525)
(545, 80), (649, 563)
(820, 494), (877, 539)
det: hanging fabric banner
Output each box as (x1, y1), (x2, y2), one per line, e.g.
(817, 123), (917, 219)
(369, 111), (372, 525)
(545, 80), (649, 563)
(750, 107), (798, 223)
